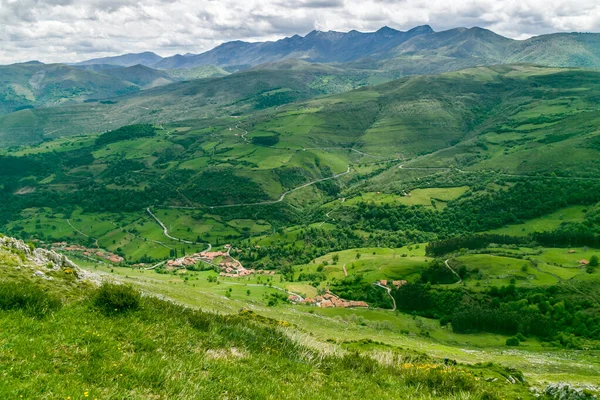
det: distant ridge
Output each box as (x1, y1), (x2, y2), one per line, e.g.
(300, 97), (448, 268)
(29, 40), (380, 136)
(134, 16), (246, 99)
(69, 25), (600, 72)
(75, 51), (163, 67)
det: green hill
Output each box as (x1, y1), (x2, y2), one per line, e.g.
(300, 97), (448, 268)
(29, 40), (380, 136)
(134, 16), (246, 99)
(165, 65), (230, 80)
(0, 67), (380, 146)
(100, 64), (177, 88)
(0, 62), (140, 115)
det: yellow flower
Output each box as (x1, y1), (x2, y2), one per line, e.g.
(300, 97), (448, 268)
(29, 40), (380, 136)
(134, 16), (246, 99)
(84, 392), (89, 397)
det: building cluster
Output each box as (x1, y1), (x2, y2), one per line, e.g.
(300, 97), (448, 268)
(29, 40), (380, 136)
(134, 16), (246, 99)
(377, 279), (408, 289)
(166, 250), (227, 268)
(289, 291), (368, 308)
(51, 242), (124, 264)
(218, 263), (276, 278)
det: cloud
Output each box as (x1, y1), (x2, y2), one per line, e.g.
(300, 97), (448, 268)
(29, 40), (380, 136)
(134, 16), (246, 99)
(0, 0), (598, 64)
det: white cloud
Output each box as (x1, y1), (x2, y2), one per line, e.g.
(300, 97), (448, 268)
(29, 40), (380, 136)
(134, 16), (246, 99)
(0, 0), (599, 64)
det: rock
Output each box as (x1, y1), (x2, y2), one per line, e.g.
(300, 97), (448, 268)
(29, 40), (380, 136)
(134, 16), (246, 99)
(1, 235), (101, 285)
(33, 270), (53, 280)
(544, 383), (598, 400)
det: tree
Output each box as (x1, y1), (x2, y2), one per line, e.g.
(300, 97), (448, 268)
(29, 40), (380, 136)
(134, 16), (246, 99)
(590, 255), (599, 267)
(332, 254), (339, 264)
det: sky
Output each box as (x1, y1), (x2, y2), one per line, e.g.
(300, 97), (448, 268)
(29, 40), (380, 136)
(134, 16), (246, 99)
(1, 0), (599, 64)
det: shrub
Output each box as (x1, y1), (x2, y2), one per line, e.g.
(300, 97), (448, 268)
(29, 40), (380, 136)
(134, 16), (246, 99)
(93, 283), (141, 314)
(506, 337), (520, 346)
(188, 311), (212, 331)
(0, 281), (61, 317)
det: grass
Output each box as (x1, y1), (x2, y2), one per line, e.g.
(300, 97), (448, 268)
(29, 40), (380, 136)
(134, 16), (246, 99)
(453, 254), (559, 288)
(75, 262), (600, 389)
(295, 246), (431, 285)
(1, 260), (524, 400)
(340, 187), (469, 210)
(488, 205), (588, 236)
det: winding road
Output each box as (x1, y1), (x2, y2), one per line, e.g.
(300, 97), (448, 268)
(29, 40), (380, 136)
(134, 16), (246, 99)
(146, 207), (211, 251)
(235, 124), (249, 143)
(67, 219), (99, 248)
(444, 259), (462, 284)
(204, 165), (352, 209)
(220, 280), (305, 302)
(372, 282), (396, 311)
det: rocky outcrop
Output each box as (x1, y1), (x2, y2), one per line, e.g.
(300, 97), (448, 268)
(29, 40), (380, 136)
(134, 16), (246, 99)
(0, 235), (102, 285)
(533, 383), (599, 399)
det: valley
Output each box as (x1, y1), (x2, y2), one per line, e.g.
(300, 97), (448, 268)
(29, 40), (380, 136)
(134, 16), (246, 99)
(2, 24), (600, 399)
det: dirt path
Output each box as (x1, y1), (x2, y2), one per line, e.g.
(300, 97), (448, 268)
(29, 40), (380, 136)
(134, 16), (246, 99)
(220, 280), (305, 301)
(444, 259), (462, 284)
(318, 197), (345, 228)
(67, 219), (99, 248)
(234, 124), (249, 143)
(302, 146), (383, 158)
(372, 282), (396, 311)
(145, 261), (167, 270)
(146, 207), (206, 245)
(398, 164), (600, 181)
(203, 166), (351, 209)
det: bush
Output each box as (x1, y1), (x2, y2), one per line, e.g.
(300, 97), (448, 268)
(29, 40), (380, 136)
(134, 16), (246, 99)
(93, 283), (141, 314)
(506, 337), (520, 346)
(188, 311), (212, 331)
(0, 281), (61, 317)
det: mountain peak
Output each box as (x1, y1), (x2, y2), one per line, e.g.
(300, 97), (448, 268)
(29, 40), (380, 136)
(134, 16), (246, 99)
(376, 26), (399, 34)
(408, 25), (434, 34)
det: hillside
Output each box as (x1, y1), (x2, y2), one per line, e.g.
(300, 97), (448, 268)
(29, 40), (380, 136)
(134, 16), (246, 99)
(74, 51), (164, 67)
(0, 234), (532, 399)
(99, 64), (178, 89)
(164, 65), (230, 80)
(1, 66), (600, 258)
(0, 62), (140, 115)
(0, 67), (381, 146)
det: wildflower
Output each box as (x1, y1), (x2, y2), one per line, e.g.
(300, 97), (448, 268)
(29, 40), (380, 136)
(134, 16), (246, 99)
(84, 392), (89, 397)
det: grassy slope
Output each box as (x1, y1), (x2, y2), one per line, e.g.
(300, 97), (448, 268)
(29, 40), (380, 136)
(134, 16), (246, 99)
(0, 63), (140, 115)
(79, 260), (600, 388)
(0, 66), (382, 147)
(0, 245), (528, 400)
(243, 65), (600, 177)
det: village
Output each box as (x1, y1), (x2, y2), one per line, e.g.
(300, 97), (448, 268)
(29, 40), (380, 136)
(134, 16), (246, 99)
(288, 291), (369, 308)
(48, 242), (125, 264)
(45, 241), (413, 311)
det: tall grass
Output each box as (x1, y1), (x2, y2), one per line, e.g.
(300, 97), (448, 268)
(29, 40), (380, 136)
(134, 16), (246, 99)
(0, 280), (61, 317)
(0, 276), (525, 399)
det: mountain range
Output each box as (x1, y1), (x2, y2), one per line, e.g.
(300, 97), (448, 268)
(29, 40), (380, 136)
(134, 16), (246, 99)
(72, 25), (600, 71)
(2, 24), (600, 131)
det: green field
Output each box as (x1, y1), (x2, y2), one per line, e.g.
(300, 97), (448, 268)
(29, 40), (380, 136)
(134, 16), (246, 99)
(488, 206), (588, 236)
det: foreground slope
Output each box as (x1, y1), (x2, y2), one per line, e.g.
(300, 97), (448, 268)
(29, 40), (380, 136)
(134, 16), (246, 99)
(0, 235), (527, 399)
